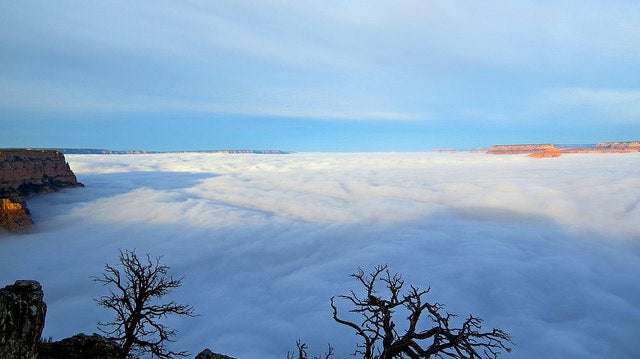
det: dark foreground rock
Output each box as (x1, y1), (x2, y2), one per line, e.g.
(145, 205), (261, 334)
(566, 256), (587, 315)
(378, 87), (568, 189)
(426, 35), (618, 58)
(39, 333), (124, 359)
(0, 280), (47, 359)
(1, 279), (238, 359)
(196, 348), (236, 359)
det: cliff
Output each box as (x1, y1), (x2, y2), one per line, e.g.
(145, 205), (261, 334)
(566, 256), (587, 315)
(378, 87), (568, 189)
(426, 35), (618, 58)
(0, 149), (83, 232)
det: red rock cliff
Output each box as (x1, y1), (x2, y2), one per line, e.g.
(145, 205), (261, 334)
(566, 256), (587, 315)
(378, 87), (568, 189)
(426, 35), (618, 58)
(0, 149), (83, 232)
(486, 144), (558, 155)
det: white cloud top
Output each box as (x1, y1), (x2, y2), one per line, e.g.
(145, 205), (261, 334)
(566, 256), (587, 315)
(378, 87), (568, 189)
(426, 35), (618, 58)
(1, 152), (638, 358)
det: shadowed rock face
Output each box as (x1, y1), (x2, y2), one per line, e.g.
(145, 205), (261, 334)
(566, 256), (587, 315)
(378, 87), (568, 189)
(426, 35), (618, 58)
(0, 280), (47, 359)
(0, 149), (83, 232)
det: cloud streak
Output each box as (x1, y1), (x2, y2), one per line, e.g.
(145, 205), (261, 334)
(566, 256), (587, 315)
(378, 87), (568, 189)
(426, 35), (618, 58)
(540, 87), (640, 121)
(2, 1), (639, 125)
(1, 152), (639, 358)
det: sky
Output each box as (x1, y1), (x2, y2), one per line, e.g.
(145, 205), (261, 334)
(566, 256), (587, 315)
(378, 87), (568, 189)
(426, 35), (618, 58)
(1, 0), (639, 151)
(1, 152), (639, 358)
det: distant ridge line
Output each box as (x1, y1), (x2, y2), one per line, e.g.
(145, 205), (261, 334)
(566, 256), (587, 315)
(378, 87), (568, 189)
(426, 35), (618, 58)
(29, 148), (293, 155)
(486, 141), (640, 157)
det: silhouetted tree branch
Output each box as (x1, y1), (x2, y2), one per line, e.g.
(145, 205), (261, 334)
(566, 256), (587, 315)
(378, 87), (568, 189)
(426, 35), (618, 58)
(93, 249), (197, 359)
(331, 265), (511, 359)
(287, 338), (334, 359)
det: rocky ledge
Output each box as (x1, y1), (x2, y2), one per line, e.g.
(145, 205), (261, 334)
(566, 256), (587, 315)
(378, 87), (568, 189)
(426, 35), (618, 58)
(0, 149), (83, 232)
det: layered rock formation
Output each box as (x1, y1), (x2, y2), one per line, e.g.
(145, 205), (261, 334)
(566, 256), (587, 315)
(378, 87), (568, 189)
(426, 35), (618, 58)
(0, 149), (82, 195)
(0, 280), (47, 359)
(528, 147), (562, 158)
(486, 144), (557, 155)
(487, 141), (640, 157)
(0, 149), (83, 232)
(583, 141), (640, 153)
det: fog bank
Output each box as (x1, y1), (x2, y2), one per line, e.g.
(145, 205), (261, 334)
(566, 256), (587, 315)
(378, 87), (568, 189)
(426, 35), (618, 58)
(1, 152), (639, 358)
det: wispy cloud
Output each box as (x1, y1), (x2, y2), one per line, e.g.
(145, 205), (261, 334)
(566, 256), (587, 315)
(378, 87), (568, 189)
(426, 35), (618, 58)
(0, 79), (423, 121)
(540, 87), (640, 121)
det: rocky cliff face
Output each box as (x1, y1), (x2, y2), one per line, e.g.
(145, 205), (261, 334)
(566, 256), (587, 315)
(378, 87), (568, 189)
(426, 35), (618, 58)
(0, 149), (82, 196)
(0, 149), (83, 232)
(0, 280), (47, 359)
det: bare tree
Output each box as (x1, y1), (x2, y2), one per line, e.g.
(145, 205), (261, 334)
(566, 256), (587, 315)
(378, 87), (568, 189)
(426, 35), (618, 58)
(93, 249), (197, 359)
(287, 338), (334, 359)
(331, 265), (511, 359)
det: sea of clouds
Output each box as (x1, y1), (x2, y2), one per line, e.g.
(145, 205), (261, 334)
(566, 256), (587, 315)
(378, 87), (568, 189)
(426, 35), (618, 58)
(1, 152), (639, 358)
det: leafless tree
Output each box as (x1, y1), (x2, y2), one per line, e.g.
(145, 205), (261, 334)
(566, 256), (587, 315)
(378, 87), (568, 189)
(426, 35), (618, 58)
(331, 265), (511, 359)
(93, 249), (197, 359)
(287, 338), (334, 359)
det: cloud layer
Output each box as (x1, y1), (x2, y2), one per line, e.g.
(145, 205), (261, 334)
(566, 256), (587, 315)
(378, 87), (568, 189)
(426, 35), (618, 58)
(1, 152), (639, 358)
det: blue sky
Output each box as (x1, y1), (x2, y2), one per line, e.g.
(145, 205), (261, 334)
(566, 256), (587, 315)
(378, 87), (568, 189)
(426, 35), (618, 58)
(1, 0), (639, 151)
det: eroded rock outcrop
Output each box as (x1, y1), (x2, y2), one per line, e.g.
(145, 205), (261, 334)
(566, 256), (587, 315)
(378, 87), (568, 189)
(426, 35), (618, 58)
(0, 198), (34, 231)
(0, 280), (47, 359)
(0, 149), (83, 232)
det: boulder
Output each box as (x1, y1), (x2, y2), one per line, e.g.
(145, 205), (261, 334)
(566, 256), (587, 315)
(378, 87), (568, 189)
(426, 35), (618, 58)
(0, 280), (47, 359)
